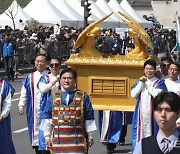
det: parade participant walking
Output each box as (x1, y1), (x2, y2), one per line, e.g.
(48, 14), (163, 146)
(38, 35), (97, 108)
(118, 111), (133, 145)
(133, 91), (180, 154)
(164, 62), (180, 95)
(18, 54), (49, 154)
(38, 57), (61, 96)
(99, 110), (133, 153)
(40, 68), (97, 153)
(164, 62), (180, 127)
(0, 78), (16, 154)
(0, 33), (15, 81)
(131, 59), (167, 151)
(37, 57), (61, 150)
(159, 57), (173, 80)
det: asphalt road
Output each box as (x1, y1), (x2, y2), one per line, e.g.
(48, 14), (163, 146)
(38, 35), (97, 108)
(7, 75), (132, 154)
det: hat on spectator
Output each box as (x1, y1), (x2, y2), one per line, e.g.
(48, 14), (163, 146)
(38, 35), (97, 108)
(50, 34), (56, 40)
(30, 33), (37, 40)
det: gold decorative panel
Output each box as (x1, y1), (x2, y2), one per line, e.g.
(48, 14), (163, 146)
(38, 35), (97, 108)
(89, 77), (129, 97)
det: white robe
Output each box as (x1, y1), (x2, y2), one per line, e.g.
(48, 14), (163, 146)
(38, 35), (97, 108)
(164, 78), (180, 95)
(18, 70), (48, 146)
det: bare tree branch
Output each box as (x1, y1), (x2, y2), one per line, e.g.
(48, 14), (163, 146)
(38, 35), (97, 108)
(4, 1), (19, 30)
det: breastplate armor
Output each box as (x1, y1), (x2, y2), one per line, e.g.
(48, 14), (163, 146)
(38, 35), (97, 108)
(51, 90), (87, 154)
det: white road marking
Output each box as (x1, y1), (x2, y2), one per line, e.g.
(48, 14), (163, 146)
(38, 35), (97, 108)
(12, 98), (20, 102)
(12, 92), (20, 102)
(13, 127), (28, 133)
(14, 92), (21, 95)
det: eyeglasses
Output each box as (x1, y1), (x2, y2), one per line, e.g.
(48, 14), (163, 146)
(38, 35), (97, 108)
(161, 64), (170, 68)
(169, 68), (179, 72)
(49, 63), (60, 68)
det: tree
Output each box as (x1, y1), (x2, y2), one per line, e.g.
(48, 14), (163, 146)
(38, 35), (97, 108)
(26, 18), (39, 31)
(5, 0), (19, 30)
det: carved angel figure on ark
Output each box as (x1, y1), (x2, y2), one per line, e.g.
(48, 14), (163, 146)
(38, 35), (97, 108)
(74, 13), (112, 57)
(117, 11), (154, 59)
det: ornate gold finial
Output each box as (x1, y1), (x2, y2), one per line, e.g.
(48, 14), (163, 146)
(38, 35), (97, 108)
(116, 11), (154, 59)
(74, 13), (113, 57)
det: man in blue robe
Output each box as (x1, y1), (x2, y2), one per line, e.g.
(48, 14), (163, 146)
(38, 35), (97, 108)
(18, 54), (49, 154)
(99, 110), (133, 153)
(40, 68), (97, 153)
(0, 78), (16, 154)
(131, 59), (167, 151)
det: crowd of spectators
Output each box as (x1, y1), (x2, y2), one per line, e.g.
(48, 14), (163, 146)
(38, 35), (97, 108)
(0, 25), (82, 65)
(147, 27), (177, 60)
(0, 24), (179, 71)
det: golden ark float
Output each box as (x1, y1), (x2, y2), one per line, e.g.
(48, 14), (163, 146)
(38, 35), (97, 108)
(65, 12), (155, 111)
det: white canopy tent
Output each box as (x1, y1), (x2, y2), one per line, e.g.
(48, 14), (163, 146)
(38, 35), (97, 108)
(120, 0), (152, 27)
(66, 0), (123, 29)
(92, 0), (126, 29)
(0, 0), (31, 29)
(50, 0), (83, 21)
(95, 0), (120, 21)
(89, 0), (115, 21)
(24, 0), (79, 27)
(108, 0), (135, 21)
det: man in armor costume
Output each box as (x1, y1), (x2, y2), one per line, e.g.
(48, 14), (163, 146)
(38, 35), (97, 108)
(40, 68), (97, 153)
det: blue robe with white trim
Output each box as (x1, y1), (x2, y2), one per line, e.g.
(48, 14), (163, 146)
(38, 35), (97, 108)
(99, 110), (133, 144)
(42, 90), (95, 121)
(38, 75), (51, 150)
(38, 74), (61, 150)
(41, 90), (96, 153)
(21, 71), (48, 150)
(131, 78), (167, 152)
(0, 79), (16, 154)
